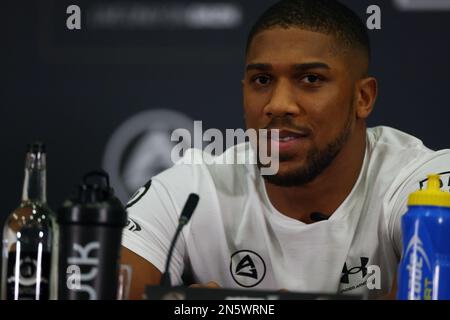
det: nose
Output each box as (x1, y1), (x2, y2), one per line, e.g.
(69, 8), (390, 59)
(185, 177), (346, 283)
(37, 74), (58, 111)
(264, 79), (302, 118)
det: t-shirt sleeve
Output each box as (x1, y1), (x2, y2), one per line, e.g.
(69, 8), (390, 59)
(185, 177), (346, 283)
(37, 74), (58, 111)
(121, 148), (207, 286)
(121, 177), (187, 285)
(387, 150), (450, 260)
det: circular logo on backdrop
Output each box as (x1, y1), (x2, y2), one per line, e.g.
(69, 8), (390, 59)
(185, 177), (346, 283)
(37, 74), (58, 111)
(230, 250), (266, 288)
(103, 109), (194, 204)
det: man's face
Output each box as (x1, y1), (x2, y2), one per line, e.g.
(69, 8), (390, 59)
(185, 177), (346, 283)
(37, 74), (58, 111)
(243, 27), (360, 186)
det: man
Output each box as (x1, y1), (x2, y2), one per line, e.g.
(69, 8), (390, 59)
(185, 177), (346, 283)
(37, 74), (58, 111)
(121, 0), (450, 299)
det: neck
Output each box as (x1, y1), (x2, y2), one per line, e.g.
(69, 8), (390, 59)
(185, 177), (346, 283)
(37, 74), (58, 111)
(264, 122), (367, 224)
(22, 152), (47, 204)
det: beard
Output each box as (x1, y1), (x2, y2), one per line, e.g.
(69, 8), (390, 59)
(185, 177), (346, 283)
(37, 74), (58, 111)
(258, 108), (354, 187)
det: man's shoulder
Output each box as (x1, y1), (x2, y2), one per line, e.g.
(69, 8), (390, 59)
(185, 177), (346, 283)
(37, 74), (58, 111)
(365, 126), (450, 211)
(367, 126), (450, 170)
(358, 127), (450, 258)
(370, 126), (450, 211)
(124, 144), (255, 220)
(153, 143), (257, 191)
(368, 126), (429, 151)
(370, 124), (448, 152)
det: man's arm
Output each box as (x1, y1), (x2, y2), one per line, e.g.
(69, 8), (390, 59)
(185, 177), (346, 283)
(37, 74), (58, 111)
(121, 246), (223, 300)
(120, 176), (190, 299)
(120, 246), (162, 300)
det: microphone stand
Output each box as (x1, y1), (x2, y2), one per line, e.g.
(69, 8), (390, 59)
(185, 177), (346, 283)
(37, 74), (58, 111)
(160, 193), (199, 287)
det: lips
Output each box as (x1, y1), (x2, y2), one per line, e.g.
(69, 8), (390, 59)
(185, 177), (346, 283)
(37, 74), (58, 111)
(269, 129), (309, 141)
(267, 129), (310, 154)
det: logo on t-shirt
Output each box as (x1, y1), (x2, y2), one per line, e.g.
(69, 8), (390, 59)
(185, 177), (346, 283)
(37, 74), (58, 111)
(340, 257), (369, 284)
(230, 250), (266, 288)
(125, 218), (142, 232)
(339, 257), (382, 293)
(126, 180), (152, 209)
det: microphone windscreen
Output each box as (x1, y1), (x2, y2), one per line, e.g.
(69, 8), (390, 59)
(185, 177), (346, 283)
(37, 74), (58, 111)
(180, 193), (200, 222)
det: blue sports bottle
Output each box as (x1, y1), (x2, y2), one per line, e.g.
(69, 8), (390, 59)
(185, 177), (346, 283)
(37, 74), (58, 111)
(398, 174), (450, 300)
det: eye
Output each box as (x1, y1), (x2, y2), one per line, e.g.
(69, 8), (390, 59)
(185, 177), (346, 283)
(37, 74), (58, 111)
(301, 74), (322, 84)
(252, 75), (272, 86)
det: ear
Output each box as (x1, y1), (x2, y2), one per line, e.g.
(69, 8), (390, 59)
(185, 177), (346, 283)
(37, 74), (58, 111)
(355, 77), (377, 119)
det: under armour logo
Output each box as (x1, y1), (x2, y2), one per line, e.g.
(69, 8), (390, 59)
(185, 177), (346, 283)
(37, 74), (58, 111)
(235, 255), (258, 279)
(340, 257), (369, 284)
(230, 250), (266, 288)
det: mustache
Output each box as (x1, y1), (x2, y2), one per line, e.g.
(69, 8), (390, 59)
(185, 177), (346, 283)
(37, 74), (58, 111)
(262, 118), (312, 135)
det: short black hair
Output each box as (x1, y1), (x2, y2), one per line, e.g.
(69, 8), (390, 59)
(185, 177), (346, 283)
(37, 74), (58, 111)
(246, 0), (370, 61)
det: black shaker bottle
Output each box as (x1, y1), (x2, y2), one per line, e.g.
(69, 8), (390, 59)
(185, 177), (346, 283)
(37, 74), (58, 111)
(57, 170), (127, 300)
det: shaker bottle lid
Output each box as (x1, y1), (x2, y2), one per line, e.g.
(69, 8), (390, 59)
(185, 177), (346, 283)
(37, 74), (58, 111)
(408, 174), (450, 207)
(58, 170), (127, 227)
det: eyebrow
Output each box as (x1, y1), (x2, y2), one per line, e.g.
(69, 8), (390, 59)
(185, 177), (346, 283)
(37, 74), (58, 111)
(245, 62), (331, 72)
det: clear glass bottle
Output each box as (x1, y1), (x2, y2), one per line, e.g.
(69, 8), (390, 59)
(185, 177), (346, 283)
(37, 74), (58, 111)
(1, 142), (56, 300)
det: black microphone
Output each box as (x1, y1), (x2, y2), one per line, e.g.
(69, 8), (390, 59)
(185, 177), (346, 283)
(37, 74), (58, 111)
(310, 212), (329, 222)
(160, 193), (200, 287)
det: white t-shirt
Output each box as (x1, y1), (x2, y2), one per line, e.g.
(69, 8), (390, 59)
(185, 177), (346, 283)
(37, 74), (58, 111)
(122, 126), (450, 299)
